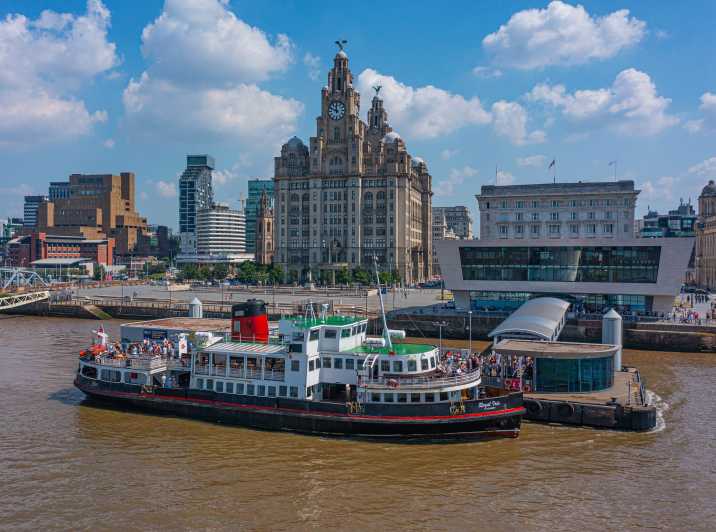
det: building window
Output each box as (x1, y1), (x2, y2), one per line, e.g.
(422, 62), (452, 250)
(571, 212), (577, 220)
(570, 223), (579, 234)
(531, 212), (539, 221)
(551, 200), (560, 208)
(515, 224), (524, 235)
(334, 358), (343, 369)
(531, 200), (539, 208)
(291, 360), (300, 371)
(499, 225), (508, 236)
(516, 201), (524, 209)
(345, 358), (355, 370)
(279, 385), (287, 397)
(549, 224), (561, 234)
(516, 212), (523, 221)
(309, 359), (315, 371)
(323, 357), (332, 368)
(588, 212), (595, 220)
(290, 386), (298, 398)
(550, 212), (559, 221)
(604, 223), (614, 233)
(381, 360), (390, 372)
(392, 360), (403, 372)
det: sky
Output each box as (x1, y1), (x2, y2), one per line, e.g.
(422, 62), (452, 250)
(1, 0), (715, 232)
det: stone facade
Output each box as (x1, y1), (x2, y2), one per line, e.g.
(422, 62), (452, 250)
(432, 206), (473, 239)
(256, 191), (274, 265)
(432, 210), (457, 275)
(695, 180), (716, 289)
(476, 181), (638, 241)
(273, 47), (432, 284)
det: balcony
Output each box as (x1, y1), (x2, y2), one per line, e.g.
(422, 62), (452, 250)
(360, 368), (481, 391)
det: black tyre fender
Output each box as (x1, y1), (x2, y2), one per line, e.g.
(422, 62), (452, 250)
(557, 402), (575, 417)
(525, 400), (542, 414)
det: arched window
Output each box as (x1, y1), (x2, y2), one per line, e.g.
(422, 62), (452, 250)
(290, 193), (299, 202)
(377, 191), (386, 201)
(364, 192), (373, 203)
(334, 128), (340, 141)
(302, 192), (310, 202)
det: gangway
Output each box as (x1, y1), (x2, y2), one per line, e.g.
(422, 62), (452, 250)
(0, 268), (49, 290)
(0, 290), (50, 310)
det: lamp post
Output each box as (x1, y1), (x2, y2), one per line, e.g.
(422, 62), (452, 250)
(468, 310), (473, 355)
(433, 320), (447, 355)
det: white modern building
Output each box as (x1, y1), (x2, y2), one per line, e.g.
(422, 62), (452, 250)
(196, 203), (246, 255)
(435, 237), (695, 315)
(476, 181), (638, 241)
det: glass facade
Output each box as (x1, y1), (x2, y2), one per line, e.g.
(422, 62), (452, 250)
(535, 356), (614, 393)
(460, 246), (660, 283)
(468, 291), (652, 313)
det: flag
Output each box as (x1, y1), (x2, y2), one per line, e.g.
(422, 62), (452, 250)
(548, 159), (556, 169)
(609, 160), (616, 166)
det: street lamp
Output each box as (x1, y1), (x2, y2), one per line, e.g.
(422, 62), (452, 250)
(468, 310), (473, 355)
(433, 320), (448, 355)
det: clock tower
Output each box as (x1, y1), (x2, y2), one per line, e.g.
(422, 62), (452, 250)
(309, 44), (365, 177)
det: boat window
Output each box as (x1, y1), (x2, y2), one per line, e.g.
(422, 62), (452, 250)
(356, 358), (364, 370)
(371, 393), (381, 402)
(216, 381), (224, 393)
(421, 358), (429, 370)
(397, 393), (407, 403)
(424, 393), (435, 402)
(290, 386), (299, 398)
(207, 379), (214, 390)
(226, 382), (234, 394)
(430, 357), (436, 369)
(268, 386), (276, 397)
(309, 329), (319, 341)
(392, 360), (403, 372)
(334, 358), (343, 369)
(315, 357), (321, 369)
(408, 359), (417, 372)
(258, 385), (266, 396)
(81, 365), (97, 379)
(291, 360), (300, 371)
(323, 357), (332, 368)
(361, 323), (367, 333)
(341, 328), (351, 338)
(383, 393), (394, 402)
(289, 343), (303, 353)
(440, 392), (448, 401)
(237, 383), (245, 394)
(247, 384), (255, 395)
(324, 329), (337, 339)
(279, 385), (287, 397)
(309, 359), (315, 371)
(266, 357), (285, 374)
(345, 358), (355, 370)
(292, 332), (304, 342)
(230, 356), (244, 373)
(306, 386), (313, 397)
(196, 378), (204, 389)
(410, 393), (421, 402)
(380, 360), (390, 372)
(352, 326), (359, 335)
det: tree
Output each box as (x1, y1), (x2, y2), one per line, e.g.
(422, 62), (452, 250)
(93, 265), (104, 281)
(353, 268), (371, 286)
(212, 263), (229, 280)
(180, 263), (199, 280)
(236, 260), (257, 283)
(268, 265), (283, 284)
(336, 267), (351, 284)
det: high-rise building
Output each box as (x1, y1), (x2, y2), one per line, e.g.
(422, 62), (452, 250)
(273, 45), (432, 284)
(196, 203), (246, 258)
(431, 210), (458, 275)
(256, 191), (274, 265)
(696, 181), (716, 289)
(639, 199), (697, 238)
(23, 195), (48, 228)
(179, 155), (215, 254)
(48, 181), (70, 200)
(245, 179), (274, 253)
(476, 181), (639, 241)
(432, 206), (473, 239)
(36, 173), (148, 255)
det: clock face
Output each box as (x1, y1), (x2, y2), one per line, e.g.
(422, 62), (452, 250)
(328, 101), (346, 120)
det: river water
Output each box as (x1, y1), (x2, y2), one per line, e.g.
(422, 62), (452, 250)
(1, 316), (715, 531)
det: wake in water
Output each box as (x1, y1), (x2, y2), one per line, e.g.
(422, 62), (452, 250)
(645, 389), (670, 433)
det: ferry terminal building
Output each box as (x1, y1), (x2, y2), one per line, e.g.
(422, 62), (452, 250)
(435, 238), (694, 315)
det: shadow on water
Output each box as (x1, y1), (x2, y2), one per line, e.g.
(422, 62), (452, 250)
(47, 387), (86, 406)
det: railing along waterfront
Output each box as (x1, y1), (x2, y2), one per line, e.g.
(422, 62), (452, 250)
(361, 369), (481, 390)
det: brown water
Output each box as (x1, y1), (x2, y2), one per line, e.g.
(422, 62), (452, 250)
(1, 316), (715, 531)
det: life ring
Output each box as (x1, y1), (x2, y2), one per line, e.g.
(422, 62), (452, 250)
(525, 400), (543, 415)
(557, 403), (575, 417)
(387, 379), (399, 388)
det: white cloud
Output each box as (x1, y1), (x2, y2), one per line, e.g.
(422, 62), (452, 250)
(103, 138), (115, 149)
(483, 1), (646, 70)
(491, 101), (546, 145)
(641, 176), (677, 201)
(472, 66), (502, 79)
(434, 166), (478, 197)
(357, 69), (491, 139)
(527, 68), (678, 135)
(155, 180), (177, 198)
(123, 1), (302, 145)
(689, 157), (716, 178)
(440, 149), (459, 160)
(516, 155), (548, 168)
(0, 0), (117, 147)
(303, 53), (321, 81)
(496, 170), (514, 186)
(686, 92), (716, 133)
(140, 0), (292, 86)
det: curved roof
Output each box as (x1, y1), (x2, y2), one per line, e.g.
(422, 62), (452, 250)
(285, 136), (305, 149)
(702, 180), (716, 197)
(488, 297), (570, 341)
(382, 131), (401, 143)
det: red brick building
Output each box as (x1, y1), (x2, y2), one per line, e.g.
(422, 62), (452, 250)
(6, 232), (114, 267)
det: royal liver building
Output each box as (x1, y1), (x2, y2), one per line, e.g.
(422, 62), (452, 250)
(274, 44), (432, 284)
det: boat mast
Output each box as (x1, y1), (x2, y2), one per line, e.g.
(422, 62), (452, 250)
(373, 256), (392, 350)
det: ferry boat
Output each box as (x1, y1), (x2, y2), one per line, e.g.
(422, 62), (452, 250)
(74, 272), (524, 441)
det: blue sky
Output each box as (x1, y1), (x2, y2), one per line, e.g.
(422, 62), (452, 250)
(1, 0), (715, 231)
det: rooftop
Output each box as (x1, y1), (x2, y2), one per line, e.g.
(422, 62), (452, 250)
(478, 180), (637, 197)
(489, 297), (570, 341)
(347, 343), (436, 356)
(493, 339), (619, 358)
(202, 341), (286, 355)
(287, 315), (366, 329)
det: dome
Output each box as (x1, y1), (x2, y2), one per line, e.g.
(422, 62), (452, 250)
(381, 131), (401, 143)
(286, 136), (305, 149)
(701, 180), (716, 197)
(412, 156), (425, 166)
(336, 50), (348, 59)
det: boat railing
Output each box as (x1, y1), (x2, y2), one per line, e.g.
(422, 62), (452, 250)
(95, 355), (168, 370)
(245, 368), (262, 379)
(361, 368), (481, 390)
(263, 370), (285, 382)
(195, 364), (209, 375)
(166, 359), (191, 371)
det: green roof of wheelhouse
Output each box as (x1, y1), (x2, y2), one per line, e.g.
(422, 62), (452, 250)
(347, 343), (436, 356)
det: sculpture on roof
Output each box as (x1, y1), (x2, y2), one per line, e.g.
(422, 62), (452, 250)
(335, 39), (347, 51)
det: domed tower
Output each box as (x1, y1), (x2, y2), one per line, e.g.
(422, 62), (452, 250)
(274, 136), (309, 178)
(256, 190), (274, 265)
(696, 180), (716, 289)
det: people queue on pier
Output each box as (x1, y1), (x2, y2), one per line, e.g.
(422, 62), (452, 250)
(437, 349), (534, 392)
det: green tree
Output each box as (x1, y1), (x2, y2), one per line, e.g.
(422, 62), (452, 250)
(336, 267), (351, 284)
(93, 265), (104, 281)
(236, 260), (257, 283)
(353, 268), (371, 285)
(268, 265), (283, 284)
(212, 263), (229, 280)
(180, 263), (199, 280)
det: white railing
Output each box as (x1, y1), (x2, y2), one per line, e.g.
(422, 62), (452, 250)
(361, 369), (481, 390)
(195, 365), (209, 375)
(263, 370), (285, 382)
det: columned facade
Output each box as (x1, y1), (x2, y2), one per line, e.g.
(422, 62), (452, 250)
(273, 46), (432, 284)
(696, 180), (716, 289)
